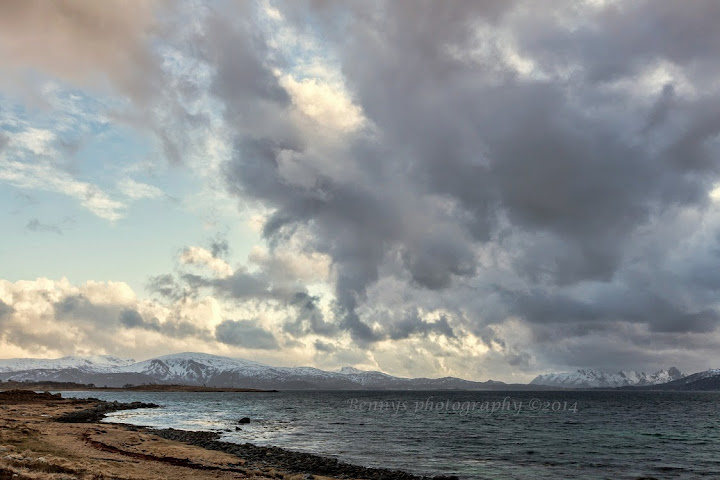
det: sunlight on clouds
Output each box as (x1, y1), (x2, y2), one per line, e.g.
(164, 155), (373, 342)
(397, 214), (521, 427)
(278, 73), (365, 133)
(248, 245), (331, 284)
(179, 246), (233, 278)
(710, 183), (720, 202)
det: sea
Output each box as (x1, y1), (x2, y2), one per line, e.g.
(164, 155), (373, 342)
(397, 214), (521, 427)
(60, 390), (720, 480)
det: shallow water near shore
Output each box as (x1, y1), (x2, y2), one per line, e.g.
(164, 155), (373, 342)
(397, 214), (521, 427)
(59, 390), (720, 479)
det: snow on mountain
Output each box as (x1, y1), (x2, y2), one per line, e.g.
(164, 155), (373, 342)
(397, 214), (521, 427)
(530, 367), (685, 388)
(646, 368), (720, 391)
(0, 352), (535, 390)
(338, 366), (365, 374)
(0, 355), (135, 373)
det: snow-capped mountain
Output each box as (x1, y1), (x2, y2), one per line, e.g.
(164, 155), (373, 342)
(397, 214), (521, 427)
(637, 368), (720, 391)
(0, 352), (536, 390)
(0, 355), (135, 373)
(530, 367), (685, 388)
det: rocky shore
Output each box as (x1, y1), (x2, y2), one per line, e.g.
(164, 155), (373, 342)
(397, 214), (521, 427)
(0, 390), (458, 480)
(146, 427), (458, 480)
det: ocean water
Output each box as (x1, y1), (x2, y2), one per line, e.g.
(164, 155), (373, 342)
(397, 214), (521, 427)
(60, 390), (720, 479)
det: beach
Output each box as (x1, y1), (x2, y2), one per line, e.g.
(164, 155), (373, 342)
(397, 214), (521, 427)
(0, 390), (280, 479)
(0, 390), (438, 480)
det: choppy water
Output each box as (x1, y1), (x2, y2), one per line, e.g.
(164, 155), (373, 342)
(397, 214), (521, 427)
(60, 390), (720, 479)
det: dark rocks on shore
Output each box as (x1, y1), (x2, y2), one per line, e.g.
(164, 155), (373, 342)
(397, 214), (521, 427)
(147, 427), (457, 480)
(55, 400), (160, 423)
(0, 389), (63, 403)
(238, 417), (251, 424)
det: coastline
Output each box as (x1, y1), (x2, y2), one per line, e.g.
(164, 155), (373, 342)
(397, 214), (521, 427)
(0, 381), (277, 393)
(0, 390), (454, 480)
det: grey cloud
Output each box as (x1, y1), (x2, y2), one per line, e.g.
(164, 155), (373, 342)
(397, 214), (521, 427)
(119, 309), (211, 339)
(313, 339), (336, 353)
(285, 292), (338, 337)
(645, 84), (676, 133)
(147, 274), (193, 301)
(52, 296), (208, 340)
(119, 309), (148, 329)
(22, 0), (716, 374)
(515, 0), (720, 84)
(215, 319), (278, 350)
(26, 218), (63, 235)
(191, 1), (720, 364)
(210, 237), (230, 258)
(182, 271), (273, 301)
(54, 295), (117, 324)
(387, 311), (456, 341)
(0, 0), (166, 102)
(0, 300), (14, 324)
(118, 308), (210, 340)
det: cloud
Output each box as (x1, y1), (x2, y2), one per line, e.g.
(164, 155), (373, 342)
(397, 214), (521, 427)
(277, 73), (365, 133)
(215, 319), (278, 349)
(191, 0), (720, 371)
(0, 278), (239, 360)
(6, 1), (720, 378)
(26, 218), (63, 235)
(0, 300), (14, 324)
(118, 178), (164, 200)
(0, 0), (164, 102)
(179, 247), (233, 278)
(0, 155), (126, 221)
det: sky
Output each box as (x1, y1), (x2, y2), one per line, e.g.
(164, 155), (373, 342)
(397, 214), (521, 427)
(2, 0), (720, 382)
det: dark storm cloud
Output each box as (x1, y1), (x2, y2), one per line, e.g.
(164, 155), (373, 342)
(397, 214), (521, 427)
(284, 292), (338, 337)
(314, 339), (335, 353)
(514, 0), (720, 84)
(91, 0), (720, 375)
(194, 0), (720, 364)
(387, 310), (456, 341)
(119, 309), (209, 339)
(119, 308), (147, 329)
(215, 319), (278, 349)
(510, 288), (720, 334)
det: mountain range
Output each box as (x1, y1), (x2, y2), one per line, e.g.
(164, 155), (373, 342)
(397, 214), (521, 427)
(2, 353), (719, 390)
(530, 367), (686, 388)
(0, 352), (542, 390)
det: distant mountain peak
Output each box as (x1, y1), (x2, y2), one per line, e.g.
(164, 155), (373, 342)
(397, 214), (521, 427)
(339, 366), (366, 374)
(530, 367), (685, 388)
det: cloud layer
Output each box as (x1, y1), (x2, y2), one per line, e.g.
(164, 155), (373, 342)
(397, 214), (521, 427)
(3, 1), (720, 379)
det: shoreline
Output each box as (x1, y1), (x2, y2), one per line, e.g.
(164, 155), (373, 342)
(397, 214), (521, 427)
(0, 380), (277, 393)
(0, 390), (456, 480)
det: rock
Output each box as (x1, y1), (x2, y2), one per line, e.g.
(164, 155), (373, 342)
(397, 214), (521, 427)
(235, 426), (242, 431)
(238, 417), (251, 424)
